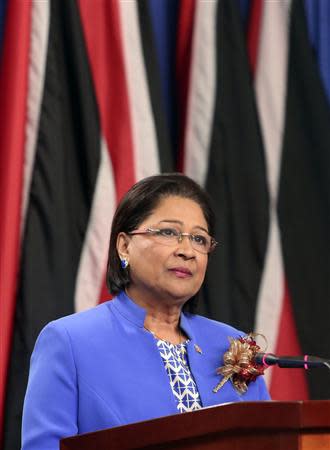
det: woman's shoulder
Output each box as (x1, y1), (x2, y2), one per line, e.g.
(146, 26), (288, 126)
(40, 300), (113, 340)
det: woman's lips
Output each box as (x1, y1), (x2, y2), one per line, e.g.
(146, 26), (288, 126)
(169, 267), (192, 278)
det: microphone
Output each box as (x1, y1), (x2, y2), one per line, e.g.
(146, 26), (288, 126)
(254, 352), (330, 369)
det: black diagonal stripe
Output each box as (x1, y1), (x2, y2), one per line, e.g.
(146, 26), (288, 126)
(278, 0), (330, 400)
(201, 0), (269, 333)
(4, 1), (101, 447)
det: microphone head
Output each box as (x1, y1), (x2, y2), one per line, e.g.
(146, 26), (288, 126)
(254, 352), (278, 366)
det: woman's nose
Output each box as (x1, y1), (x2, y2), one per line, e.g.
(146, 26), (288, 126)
(174, 235), (195, 257)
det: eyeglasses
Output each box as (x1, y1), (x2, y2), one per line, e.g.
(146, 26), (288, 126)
(128, 227), (218, 254)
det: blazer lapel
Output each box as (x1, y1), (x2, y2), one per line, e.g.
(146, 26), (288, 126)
(181, 314), (243, 407)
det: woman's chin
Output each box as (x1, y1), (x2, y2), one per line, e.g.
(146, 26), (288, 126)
(162, 284), (198, 303)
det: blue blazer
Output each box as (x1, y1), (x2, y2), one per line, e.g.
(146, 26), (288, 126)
(22, 291), (270, 449)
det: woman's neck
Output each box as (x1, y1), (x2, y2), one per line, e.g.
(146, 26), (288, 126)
(144, 310), (181, 342)
(144, 315), (185, 345)
(125, 287), (186, 344)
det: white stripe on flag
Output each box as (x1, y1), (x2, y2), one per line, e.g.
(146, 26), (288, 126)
(254, 0), (291, 383)
(74, 137), (116, 312)
(119, 0), (160, 180)
(21, 0), (50, 235)
(183, 0), (217, 187)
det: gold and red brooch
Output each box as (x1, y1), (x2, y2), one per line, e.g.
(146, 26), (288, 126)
(213, 334), (265, 395)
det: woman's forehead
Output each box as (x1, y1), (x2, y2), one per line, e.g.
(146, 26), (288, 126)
(143, 196), (208, 228)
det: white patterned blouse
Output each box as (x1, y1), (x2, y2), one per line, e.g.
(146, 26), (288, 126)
(155, 338), (202, 413)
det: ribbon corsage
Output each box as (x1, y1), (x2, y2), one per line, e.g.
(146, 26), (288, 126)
(213, 333), (266, 395)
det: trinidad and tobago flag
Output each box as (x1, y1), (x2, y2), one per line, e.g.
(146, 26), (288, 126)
(1, 1), (329, 448)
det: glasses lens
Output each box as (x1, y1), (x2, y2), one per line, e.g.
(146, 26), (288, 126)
(190, 234), (211, 253)
(151, 227), (213, 254)
(153, 227), (179, 245)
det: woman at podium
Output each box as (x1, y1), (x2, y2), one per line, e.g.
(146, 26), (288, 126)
(22, 174), (270, 449)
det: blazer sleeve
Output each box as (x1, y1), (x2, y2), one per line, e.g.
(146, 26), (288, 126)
(21, 321), (78, 450)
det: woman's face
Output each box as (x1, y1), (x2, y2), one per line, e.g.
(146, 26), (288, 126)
(117, 195), (209, 307)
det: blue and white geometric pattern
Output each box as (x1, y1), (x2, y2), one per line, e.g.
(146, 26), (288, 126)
(156, 339), (202, 413)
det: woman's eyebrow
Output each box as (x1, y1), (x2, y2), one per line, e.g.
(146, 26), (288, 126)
(158, 219), (183, 225)
(157, 220), (209, 234)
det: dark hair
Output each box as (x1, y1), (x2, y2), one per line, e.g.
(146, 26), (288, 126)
(106, 173), (215, 312)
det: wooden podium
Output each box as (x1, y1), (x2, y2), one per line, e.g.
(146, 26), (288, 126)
(60, 400), (330, 450)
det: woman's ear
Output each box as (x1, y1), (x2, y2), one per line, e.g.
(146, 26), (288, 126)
(116, 232), (130, 260)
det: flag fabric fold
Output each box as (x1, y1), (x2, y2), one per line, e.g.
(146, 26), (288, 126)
(4, 2), (101, 447)
(200, 0), (269, 332)
(278, 0), (330, 399)
(0, 0), (32, 444)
